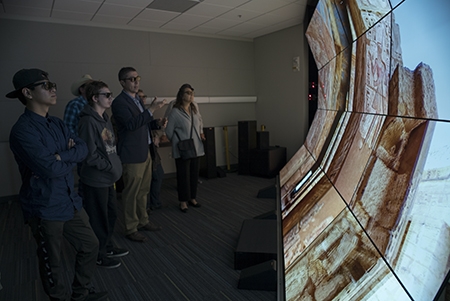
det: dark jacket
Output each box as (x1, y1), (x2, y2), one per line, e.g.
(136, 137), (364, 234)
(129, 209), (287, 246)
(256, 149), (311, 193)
(78, 105), (122, 187)
(111, 91), (159, 164)
(9, 109), (88, 222)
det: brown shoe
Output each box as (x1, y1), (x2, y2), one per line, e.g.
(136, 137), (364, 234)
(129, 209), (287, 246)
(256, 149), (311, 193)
(139, 222), (162, 231)
(126, 231), (147, 242)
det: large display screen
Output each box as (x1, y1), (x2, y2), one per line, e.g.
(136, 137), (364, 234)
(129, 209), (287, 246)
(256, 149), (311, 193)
(279, 0), (450, 300)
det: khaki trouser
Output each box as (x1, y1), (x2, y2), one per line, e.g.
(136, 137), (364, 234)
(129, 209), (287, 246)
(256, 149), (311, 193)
(121, 149), (152, 235)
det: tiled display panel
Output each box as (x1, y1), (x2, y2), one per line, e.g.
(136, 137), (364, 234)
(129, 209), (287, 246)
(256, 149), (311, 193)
(280, 0), (450, 300)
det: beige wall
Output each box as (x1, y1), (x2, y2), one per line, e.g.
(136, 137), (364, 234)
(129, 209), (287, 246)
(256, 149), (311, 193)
(0, 18), (308, 198)
(255, 24), (309, 160)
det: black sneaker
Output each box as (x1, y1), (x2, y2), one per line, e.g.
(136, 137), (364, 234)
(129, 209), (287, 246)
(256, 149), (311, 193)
(106, 248), (129, 258)
(96, 257), (121, 269)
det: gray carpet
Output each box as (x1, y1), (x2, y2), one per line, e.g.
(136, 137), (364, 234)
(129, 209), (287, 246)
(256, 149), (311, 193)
(0, 171), (278, 301)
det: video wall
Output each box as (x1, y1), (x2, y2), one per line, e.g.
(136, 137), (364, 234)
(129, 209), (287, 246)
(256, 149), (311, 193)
(279, 0), (450, 300)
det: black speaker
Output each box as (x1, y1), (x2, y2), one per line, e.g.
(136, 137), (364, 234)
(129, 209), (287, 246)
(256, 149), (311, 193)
(238, 151), (251, 175)
(253, 210), (276, 220)
(234, 219), (277, 270)
(199, 127), (217, 179)
(257, 131), (269, 149)
(249, 146), (287, 178)
(238, 121), (257, 175)
(257, 185), (276, 199)
(238, 260), (277, 291)
(216, 167), (226, 178)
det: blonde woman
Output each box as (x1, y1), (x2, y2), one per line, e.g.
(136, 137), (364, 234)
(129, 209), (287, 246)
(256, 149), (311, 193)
(165, 84), (205, 212)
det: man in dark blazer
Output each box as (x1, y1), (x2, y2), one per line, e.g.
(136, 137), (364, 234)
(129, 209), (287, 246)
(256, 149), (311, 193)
(111, 67), (167, 242)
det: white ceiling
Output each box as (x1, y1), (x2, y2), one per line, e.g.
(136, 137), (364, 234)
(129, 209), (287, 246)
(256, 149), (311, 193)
(0, 0), (308, 40)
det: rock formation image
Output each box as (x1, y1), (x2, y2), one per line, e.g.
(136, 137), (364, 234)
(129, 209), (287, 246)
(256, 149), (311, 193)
(279, 0), (450, 300)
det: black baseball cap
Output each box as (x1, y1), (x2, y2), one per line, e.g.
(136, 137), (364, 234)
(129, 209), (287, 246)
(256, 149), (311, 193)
(6, 68), (49, 99)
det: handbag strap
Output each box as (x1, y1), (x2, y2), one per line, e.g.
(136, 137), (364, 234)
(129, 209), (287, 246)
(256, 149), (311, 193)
(189, 111), (194, 138)
(174, 109), (194, 140)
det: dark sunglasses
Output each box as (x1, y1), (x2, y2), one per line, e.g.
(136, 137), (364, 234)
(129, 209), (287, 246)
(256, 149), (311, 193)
(27, 81), (57, 91)
(97, 92), (113, 98)
(121, 76), (141, 83)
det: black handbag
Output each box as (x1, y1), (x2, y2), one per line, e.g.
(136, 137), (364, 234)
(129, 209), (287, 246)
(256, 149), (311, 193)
(174, 113), (197, 160)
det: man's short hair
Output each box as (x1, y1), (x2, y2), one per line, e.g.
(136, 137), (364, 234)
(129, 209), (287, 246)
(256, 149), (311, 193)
(118, 67), (136, 81)
(85, 81), (109, 106)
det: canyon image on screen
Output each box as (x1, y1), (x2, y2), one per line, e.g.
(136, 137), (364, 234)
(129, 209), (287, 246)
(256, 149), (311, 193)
(279, 0), (450, 300)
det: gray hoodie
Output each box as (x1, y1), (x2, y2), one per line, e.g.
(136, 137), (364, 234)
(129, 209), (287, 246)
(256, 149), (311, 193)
(78, 105), (122, 187)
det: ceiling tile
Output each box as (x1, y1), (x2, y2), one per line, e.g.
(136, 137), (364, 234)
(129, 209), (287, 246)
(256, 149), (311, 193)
(184, 2), (231, 18)
(269, 16), (302, 31)
(0, 0), (309, 40)
(97, 3), (142, 18)
(51, 10), (94, 22)
(201, 17), (241, 30)
(269, 2), (305, 18)
(220, 8), (260, 22)
(249, 13), (287, 26)
(239, 0), (289, 13)
(53, 0), (101, 14)
(135, 8), (179, 22)
(106, 0), (153, 7)
(169, 13), (212, 27)
(147, 0), (201, 13)
(201, 0), (249, 8)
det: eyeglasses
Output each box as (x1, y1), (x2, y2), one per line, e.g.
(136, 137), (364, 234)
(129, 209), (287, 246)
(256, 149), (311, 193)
(138, 94), (147, 99)
(122, 76), (141, 83)
(27, 81), (57, 91)
(184, 91), (194, 96)
(97, 92), (113, 98)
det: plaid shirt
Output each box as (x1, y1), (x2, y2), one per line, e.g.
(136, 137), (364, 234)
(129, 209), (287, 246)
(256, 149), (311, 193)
(63, 96), (88, 136)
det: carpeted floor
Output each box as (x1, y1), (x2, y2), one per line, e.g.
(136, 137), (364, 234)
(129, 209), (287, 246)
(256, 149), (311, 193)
(0, 171), (278, 301)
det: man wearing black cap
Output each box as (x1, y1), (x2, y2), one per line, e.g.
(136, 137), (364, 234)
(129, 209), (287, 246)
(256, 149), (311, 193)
(7, 69), (107, 301)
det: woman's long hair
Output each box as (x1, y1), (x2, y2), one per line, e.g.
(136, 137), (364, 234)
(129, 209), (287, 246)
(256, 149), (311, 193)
(174, 83), (197, 114)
